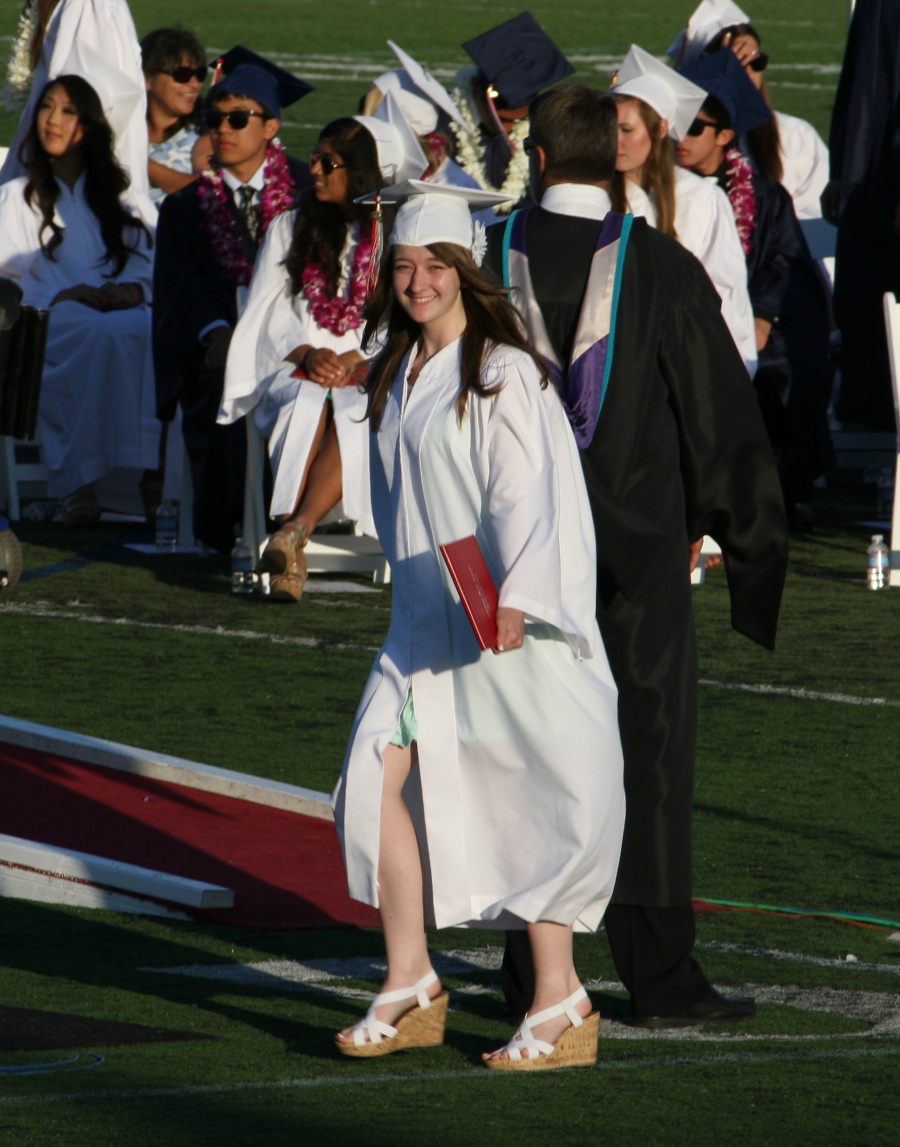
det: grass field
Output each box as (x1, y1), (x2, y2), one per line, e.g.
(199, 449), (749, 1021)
(3, 0), (900, 1144)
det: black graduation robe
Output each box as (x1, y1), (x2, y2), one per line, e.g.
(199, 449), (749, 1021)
(152, 156), (311, 551)
(734, 169), (834, 505)
(828, 0), (900, 430)
(487, 210), (788, 906)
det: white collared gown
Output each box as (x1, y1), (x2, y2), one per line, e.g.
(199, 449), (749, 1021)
(332, 340), (625, 932)
(0, 175), (158, 498)
(625, 166), (757, 377)
(220, 210), (375, 534)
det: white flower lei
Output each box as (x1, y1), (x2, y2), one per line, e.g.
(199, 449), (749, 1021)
(3, 0), (38, 113)
(450, 67), (529, 214)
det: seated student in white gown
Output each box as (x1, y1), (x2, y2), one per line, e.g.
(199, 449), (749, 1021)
(359, 40), (498, 227)
(220, 100), (428, 602)
(331, 180), (625, 1069)
(1, 0), (155, 226)
(609, 45), (756, 376)
(669, 0), (829, 220)
(0, 74), (158, 525)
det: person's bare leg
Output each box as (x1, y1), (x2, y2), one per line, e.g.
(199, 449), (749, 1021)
(336, 742), (441, 1042)
(482, 920), (590, 1062)
(275, 404), (330, 526)
(286, 419), (343, 535)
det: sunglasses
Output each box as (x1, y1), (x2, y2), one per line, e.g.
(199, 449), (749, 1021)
(685, 118), (726, 137)
(747, 51), (769, 73)
(205, 108), (266, 131)
(309, 149), (347, 174)
(161, 64), (208, 84)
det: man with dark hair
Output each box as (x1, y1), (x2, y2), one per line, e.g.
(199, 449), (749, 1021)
(488, 83), (788, 1029)
(153, 48), (312, 552)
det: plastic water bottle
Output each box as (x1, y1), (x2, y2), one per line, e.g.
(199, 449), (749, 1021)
(866, 534), (889, 590)
(155, 499), (178, 552)
(230, 536), (255, 595)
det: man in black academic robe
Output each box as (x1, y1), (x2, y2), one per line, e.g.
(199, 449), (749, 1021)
(487, 85), (788, 1027)
(153, 50), (312, 552)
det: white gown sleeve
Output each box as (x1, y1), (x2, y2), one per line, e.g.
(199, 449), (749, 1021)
(480, 352), (598, 658)
(775, 112), (829, 221)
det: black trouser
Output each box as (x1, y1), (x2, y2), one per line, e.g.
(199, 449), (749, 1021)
(501, 903), (711, 1020)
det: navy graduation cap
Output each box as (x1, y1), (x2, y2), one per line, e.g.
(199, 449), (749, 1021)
(209, 45), (314, 118)
(680, 47), (772, 135)
(462, 11), (574, 109)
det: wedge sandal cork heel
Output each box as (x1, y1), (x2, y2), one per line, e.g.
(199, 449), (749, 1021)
(483, 986), (599, 1071)
(336, 969), (448, 1058)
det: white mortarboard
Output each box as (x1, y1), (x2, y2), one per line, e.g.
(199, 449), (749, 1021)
(354, 92), (429, 184)
(357, 179), (511, 265)
(376, 41), (467, 135)
(610, 44), (707, 141)
(372, 71), (439, 136)
(667, 0), (751, 69)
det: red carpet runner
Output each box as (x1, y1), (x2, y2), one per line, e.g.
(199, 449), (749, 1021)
(0, 742), (379, 930)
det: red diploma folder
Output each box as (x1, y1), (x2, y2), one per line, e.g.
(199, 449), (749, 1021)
(439, 535), (499, 651)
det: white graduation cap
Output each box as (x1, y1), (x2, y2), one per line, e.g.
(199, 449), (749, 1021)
(610, 44), (707, 141)
(58, 43), (144, 148)
(354, 91), (429, 185)
(357, 179), (511, 265)
(667, 0), (751, 69)
(372, 41), (467, 136)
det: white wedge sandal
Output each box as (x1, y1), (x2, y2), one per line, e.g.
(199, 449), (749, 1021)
(483, 986), (599, 1071)
(336, 969), (449, 1058)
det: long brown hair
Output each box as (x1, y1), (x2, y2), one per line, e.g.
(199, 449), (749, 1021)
(609, 96), (678, 238)
(362, 241), (548, 430)
(28, 0), (60, 70)
(705, 23), (783, 183)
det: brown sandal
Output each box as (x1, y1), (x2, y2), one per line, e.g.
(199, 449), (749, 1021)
(269, 550), (308, 602)
(61, 488), (101, 527)
(259, 520), (309, 576)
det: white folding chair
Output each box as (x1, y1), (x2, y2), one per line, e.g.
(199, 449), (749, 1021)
(881, 292), (900, 585)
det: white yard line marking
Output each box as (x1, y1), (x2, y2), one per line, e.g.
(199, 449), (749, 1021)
(696, 939), (900, 976)
(699, 679), (900, 708)
(0, 1047), (896, 1106)
(0, 602), (382, 653)
(143, 947), (900, 1043)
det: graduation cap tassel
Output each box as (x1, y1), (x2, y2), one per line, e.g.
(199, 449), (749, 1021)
(212, 56), (225, 86)
(366, 195), (384, 299)
(484, 85), (514, 158)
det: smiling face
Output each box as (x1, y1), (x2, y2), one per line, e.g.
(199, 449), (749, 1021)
(36, 83), (85, 159)
(310, 140), (351, 209)
(392, 244), (466, 341)
(209, 94), (278, 182)
(146, 57), (204, 122)
(615, 98), (660, 185)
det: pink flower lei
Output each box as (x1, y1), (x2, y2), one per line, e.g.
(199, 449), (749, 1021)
(300, 231), (373, 337)
(723, 146), (757, 257)
(196, 141), (296, 287)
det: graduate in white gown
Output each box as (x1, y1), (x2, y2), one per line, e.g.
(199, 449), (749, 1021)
(221, 103), (427, 602)
(669, 1), (829, 220)
(0, 74), (158, 523)
(609, 45), (756, 375)
(1, 0), (155, 226)
(331, 181), (625, 1070)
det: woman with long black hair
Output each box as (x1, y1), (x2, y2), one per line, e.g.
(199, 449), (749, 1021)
(221, 112), (426, 601)
(0, 74), (158, 523)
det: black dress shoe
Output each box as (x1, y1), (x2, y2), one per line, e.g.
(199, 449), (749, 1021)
(631, 990), (756, 1030)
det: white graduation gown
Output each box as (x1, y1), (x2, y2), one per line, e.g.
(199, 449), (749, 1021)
(220, 210), (375, 533)
(0, 0), (155, 227)
(773, 111), (829, 222)
(0, 175), (158, 498)
(332, 340), (625, 932)
(626, 168), (757, 376)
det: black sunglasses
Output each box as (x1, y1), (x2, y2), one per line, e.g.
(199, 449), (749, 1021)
(161, 64), (208, 83)
(205, 108), (266, 131)
(748, 51), (769, 73)
(685, 118), (726, 137)
(309, 149), (347, 175)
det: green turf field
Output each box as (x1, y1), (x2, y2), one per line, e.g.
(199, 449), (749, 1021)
(3, 1), (900, 1143)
